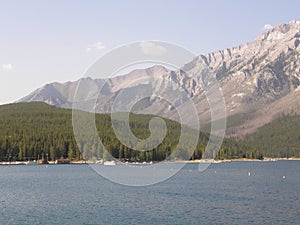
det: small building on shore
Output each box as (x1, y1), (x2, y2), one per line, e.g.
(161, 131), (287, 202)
(38, 158), (49, 164)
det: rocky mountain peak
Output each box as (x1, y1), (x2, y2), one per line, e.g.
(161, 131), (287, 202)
(145, 65), (169, 75)
(256, 20), (300, 43)
(18, 20), (300, 136)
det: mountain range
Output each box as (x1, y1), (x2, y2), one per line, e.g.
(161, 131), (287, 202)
(18, 20), (300, 137)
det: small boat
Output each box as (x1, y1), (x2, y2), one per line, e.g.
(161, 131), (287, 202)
(55, 159), (70, 164)
(25, 160), (37, 165)
(103, 160), (116, 166)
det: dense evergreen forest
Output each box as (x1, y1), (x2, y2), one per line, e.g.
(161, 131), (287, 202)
(1, 102), (298, 162)
(243, 115), (300, 158)
(0, 102), (209, 162)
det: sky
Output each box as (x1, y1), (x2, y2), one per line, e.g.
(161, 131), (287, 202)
(0, 0), (300, 104)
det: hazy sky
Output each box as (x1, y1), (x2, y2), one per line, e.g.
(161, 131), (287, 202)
(0, 0), (300, 104)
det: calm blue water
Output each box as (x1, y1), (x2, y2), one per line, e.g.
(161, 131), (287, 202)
(0, 161), (299, 225)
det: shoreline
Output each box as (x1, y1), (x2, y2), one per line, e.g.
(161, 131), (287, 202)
(184, 157), (300, 164)
(1, 157), (300, 166)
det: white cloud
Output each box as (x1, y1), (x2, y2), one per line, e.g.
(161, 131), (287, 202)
(86, 41), (105, 52)
(2, 64), (13, 71)
(139, 41), (167, 56)
(263, 24), (273, 31)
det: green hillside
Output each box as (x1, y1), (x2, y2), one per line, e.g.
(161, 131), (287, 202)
(243, 115), (300, 158)
(3, 102), (296, 162)
(0, 102), (211, 162)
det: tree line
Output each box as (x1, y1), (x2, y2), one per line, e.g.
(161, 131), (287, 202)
(1, 102), (288, 162)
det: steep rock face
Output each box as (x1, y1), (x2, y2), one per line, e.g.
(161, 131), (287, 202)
(18, 21), (300, 136)
(196, 21), (300, 116)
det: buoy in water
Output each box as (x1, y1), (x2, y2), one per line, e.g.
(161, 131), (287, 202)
(248, 172), (251, 176)
(283, 175), (286, 179)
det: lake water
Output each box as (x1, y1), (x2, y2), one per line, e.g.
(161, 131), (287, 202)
(0, 161), (299, 225)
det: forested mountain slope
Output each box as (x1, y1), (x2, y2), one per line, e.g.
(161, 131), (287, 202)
(0, 102), (273, 162)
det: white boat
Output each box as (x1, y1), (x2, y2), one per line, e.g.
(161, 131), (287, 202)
(103, 160), (116, 166)
(25, 160), (37, 165)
